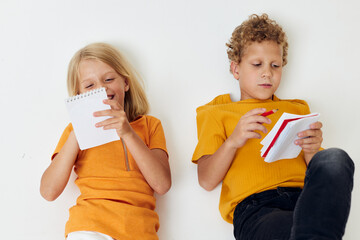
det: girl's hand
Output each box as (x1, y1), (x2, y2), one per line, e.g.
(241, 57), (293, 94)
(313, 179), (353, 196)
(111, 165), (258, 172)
(93, 99), (133, 138)
(295, 121), (323, 165)
(227, 108), (271, 149)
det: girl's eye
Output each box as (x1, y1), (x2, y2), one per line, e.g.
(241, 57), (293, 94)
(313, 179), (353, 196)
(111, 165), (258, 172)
(85, 84), (94, 89)
(105, 78), (114, 82)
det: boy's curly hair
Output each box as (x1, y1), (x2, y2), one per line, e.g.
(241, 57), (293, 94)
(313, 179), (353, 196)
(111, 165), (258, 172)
(226, 14), (288, 71)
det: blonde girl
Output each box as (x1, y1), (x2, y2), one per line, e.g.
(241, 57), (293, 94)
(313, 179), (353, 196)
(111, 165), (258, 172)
(40, 42), (171, 240)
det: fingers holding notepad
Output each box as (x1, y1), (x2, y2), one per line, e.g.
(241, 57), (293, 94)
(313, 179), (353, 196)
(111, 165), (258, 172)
(295, 121), (323, 151)
(94, 99), (132, 137)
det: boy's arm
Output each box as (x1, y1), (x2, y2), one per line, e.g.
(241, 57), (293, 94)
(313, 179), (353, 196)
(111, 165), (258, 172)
(197, 108), (270, 191)
(40, 131), (79, 201)
(198, 139), (238, 191)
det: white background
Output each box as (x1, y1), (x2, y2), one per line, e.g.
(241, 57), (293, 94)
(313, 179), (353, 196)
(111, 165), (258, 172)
(1, 0), (359, 239)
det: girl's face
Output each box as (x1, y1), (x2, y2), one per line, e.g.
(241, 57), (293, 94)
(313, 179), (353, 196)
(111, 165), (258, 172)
(78, 59), (129, 108)
(232, 41), (283, 101)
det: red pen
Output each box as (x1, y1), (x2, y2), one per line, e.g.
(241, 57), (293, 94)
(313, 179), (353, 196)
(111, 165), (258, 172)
(261, 109), (279, 117)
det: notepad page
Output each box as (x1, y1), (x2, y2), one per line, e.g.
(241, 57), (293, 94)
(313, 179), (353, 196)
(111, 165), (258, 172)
(261, 113), (297, 147)
(65, 88), (120, 150)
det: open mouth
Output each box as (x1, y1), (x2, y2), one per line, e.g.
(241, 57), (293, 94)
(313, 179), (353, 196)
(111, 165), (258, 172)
(107, 95), (114, 100)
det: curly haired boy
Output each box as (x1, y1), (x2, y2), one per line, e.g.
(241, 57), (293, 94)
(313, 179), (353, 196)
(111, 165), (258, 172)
(192, 14), (354, 240)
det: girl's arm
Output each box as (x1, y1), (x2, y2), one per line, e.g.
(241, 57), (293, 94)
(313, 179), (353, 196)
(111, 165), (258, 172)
(94, 99), (171, 195)
(122, 130), (171, 195)
(197, 108), (270, 191)
(40, 131), (79, 201)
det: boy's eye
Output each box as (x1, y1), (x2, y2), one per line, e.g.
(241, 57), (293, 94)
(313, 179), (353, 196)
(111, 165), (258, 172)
(252, 63), (261, 67)
(272, 64), (280, 68)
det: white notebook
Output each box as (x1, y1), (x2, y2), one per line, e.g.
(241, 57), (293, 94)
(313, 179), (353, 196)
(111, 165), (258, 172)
(260, 112), (320, 163)
(65, 87), (120, 150)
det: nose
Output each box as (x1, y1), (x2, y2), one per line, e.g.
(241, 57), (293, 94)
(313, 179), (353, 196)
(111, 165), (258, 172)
(262, 66), (272, 79)
(98, 83), (108, 90)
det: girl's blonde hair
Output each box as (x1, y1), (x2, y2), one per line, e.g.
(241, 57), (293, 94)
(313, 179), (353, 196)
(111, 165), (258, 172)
(67, 42), (149, 122)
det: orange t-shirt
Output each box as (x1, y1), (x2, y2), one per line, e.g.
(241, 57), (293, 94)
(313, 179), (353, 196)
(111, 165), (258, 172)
(53, 115), (167, 240)
(192, 95), (309, 223)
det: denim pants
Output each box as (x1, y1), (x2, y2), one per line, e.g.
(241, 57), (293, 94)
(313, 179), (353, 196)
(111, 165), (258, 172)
(233, 148), (354, 240)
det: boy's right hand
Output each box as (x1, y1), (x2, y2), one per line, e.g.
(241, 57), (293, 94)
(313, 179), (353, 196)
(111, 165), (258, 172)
(227, 108), (271, 149)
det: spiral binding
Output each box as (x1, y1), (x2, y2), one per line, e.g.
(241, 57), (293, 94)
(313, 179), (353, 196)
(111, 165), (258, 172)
(66, 87), (106, 103)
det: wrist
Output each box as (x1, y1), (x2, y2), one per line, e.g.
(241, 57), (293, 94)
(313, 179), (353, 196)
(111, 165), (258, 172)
(224, 137), (240, 151)
(304, 151), (317, 165)
(119, 127), (136, 141)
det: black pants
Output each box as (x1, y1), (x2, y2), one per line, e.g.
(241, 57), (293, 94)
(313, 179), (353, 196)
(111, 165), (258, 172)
(233, 148), (354, 240)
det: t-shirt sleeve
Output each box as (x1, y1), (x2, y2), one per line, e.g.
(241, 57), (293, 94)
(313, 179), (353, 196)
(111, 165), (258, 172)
(295, 99), (311, 115)
(192, 109), (226, 163)
(51, 123), (73, 160)
(148, 117), (168, 155)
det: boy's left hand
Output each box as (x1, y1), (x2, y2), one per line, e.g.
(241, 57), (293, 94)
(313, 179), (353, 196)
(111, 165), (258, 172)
(295, 121), (323, 165)
(93, 99), (133, 138)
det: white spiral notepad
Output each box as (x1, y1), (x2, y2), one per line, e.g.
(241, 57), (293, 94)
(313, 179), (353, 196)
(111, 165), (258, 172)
(65, 87), (120, 150)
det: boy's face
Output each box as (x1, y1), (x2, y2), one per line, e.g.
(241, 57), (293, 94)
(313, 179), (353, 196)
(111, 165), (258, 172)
(231, 41), (283, 101)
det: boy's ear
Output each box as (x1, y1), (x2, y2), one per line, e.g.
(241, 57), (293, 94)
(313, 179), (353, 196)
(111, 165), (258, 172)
(230, 61), (240, 80)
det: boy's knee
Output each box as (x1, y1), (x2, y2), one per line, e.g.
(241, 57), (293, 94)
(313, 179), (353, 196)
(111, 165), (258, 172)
(310, 148), (354, 177)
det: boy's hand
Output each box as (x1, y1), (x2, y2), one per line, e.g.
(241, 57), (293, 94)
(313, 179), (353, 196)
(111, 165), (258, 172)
(295, 121), (323, 165)
(93, 99), (133, 138)
(227, 108), (271, 149)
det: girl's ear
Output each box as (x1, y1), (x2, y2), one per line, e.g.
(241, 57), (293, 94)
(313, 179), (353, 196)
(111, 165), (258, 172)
(124, 78), (130, 92)
(230, 61), (240, 80)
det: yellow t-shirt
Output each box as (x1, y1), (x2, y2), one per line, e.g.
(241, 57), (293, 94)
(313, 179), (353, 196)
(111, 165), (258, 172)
(53, 115), (167, 240)
(192, 94), (310, 223)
